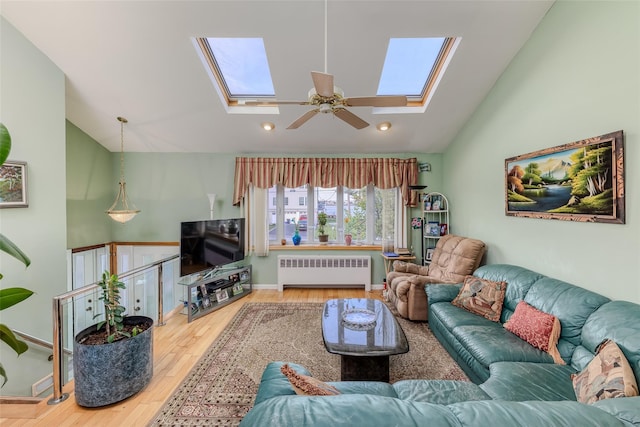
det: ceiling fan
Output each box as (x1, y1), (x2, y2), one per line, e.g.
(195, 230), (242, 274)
(246, 0), (407, 129)
(247, 72), (407, 129)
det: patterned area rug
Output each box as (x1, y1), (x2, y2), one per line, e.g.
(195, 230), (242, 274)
(148, 302), (468, 426)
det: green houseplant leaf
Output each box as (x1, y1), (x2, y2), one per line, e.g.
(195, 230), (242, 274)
(0, 123), (11, 166)
(0, 287), (34, 310)
(0, 234), (31, 267)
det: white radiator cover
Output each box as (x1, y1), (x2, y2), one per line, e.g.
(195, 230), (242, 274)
(277, 255), (371, 292)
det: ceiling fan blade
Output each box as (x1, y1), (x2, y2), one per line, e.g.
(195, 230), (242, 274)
(311, 71), (334, 98)
(244, 100), (309, 106)
(344, 95), (408, 107)
(334, 108), (369, 129)
(287, 109), (319, 129)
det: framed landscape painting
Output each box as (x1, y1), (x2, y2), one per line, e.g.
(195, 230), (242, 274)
(505, 130), (624, 224)
(0, 160), (28, 208)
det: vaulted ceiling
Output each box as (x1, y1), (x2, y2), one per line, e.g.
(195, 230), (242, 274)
(1, 0), (554, 154)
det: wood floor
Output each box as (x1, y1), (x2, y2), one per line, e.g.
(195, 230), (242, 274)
(1, 288), (383, 426)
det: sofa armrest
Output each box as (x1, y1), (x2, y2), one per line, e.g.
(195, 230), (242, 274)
(254, 361), (311, 405)
(392, 260), (429, 275)
(425, 283), (462, 305)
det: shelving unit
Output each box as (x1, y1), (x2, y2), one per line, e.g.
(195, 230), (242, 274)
(423, 192), (449, 265)
(178, 264), (252, 322)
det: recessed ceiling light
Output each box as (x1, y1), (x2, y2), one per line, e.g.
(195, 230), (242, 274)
(376, 122), (391, 132)
(261, 122), (275, 131)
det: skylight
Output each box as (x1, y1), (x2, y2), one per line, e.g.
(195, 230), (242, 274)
(377, 37), (456, 106)
(202, 37), (275, 98)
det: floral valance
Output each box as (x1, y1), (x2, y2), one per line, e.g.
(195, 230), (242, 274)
(233, 157), (419, 206)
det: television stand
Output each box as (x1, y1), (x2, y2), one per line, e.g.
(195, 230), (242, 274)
(178, 264), (252, 323)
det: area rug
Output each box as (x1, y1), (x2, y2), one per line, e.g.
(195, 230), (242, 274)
(148, 302), (468, 426)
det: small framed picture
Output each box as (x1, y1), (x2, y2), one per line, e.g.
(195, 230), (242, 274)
(426, 222), (440, 237)
(240, 271), (249, 281)
(0, 160), (28, 208)
(426, 248), (435, 262)
(215, 288), (229, 302)
(232, 283), (244, 295)
(440, 223), (448, 236)
(200, 284), (211, 308)
(229, 273), (240, 282)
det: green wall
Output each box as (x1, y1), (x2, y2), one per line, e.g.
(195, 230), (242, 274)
(66, 121), (113, 248)
(0, 17), (68, 394)
(443, 1), (640, 303)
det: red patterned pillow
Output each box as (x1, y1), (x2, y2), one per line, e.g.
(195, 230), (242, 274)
(504, 301), (565, 365)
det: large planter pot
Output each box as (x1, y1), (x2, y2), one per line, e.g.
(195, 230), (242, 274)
(73, 316), (154, 407)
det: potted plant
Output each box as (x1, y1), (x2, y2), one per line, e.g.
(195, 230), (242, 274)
(0, 122), (34, 387)
(317, 212), (329, 243)
(73, 271), (154, 407)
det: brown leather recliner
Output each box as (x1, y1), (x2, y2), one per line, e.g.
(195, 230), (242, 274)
(386, 234), (486, 321)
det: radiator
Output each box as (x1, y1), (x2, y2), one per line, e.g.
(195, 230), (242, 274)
(277, 255), (371, 292)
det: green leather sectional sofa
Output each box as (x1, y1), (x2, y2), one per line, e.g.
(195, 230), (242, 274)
(240, 264), (640, 426)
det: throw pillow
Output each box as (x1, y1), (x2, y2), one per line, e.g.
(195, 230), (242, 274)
(504, 301), (565, 365)
(572, 339), (639, 404)
(451, 276), (507, 322)
(280, 364), (340, 396)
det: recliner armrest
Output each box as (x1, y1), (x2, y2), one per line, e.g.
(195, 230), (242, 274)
(425, 283), (462, 305)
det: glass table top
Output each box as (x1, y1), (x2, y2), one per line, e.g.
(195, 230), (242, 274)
(321, 298), (409, 357)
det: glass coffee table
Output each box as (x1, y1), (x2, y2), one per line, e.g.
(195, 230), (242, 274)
(321, 298), (409, 382)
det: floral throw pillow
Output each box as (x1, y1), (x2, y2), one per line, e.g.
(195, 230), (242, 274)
(280, 364), (340, 396)
(451, 276), (507, 322)
(504, 300), (565, 365)
(572, 339), (639, 404)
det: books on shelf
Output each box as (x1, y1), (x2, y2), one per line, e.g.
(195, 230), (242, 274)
(396, 248), (412, 256)
(382, 252), (398, 257)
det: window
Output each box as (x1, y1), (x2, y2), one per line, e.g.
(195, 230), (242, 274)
(377, 37), (458, 109)
(269, 184), (397, 245)
(299, 196), (306, 206)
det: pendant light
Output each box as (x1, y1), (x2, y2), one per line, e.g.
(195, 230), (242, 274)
(106, 116), (140, 223)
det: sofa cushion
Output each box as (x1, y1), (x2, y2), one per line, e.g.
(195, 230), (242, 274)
(572, 339), (639, 404)
(426, 283), (463, 305)
(431, 302), (500, 331)
(452, 276), (507, 322)
(480, 361), (578, 401)
(447, 400), (627, 427)
(452, 324), (555, 366)
(591, 397), (640, 426)
(576, 301), (640, 388)
(504, 301), (563, 364)
(393, 380), (491, 404)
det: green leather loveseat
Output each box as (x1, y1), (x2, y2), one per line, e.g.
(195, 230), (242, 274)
(240, 264), (640, 426)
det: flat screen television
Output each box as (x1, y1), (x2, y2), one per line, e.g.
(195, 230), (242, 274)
(180, 218), (245, 278)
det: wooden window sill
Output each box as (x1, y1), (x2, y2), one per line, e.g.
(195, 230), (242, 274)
(269, 244), (380, 251)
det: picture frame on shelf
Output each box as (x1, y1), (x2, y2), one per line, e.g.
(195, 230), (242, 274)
(240, 270), (249, 281)
(229, 273), (240, 282)
(432, 198), (441, 210)
(426, 248), (435, 262)
(200, 284), (211, 308)
(440, 223), (448, 236)
(215, 288), (229, 302)
(232, 283), (244, 295)
(426, 222), (440, 237)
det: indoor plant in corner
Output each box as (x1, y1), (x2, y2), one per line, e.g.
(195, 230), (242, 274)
(73, 271), (154, 407)
(317, 212), (329, 243)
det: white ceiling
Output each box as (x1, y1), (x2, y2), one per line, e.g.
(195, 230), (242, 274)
(1, 0), (554, 154)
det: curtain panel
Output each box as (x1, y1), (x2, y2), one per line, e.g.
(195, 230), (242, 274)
(233, 157), (419, 206)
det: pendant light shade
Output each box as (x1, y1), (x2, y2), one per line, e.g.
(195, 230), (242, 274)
(107, 116), (140, 223)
